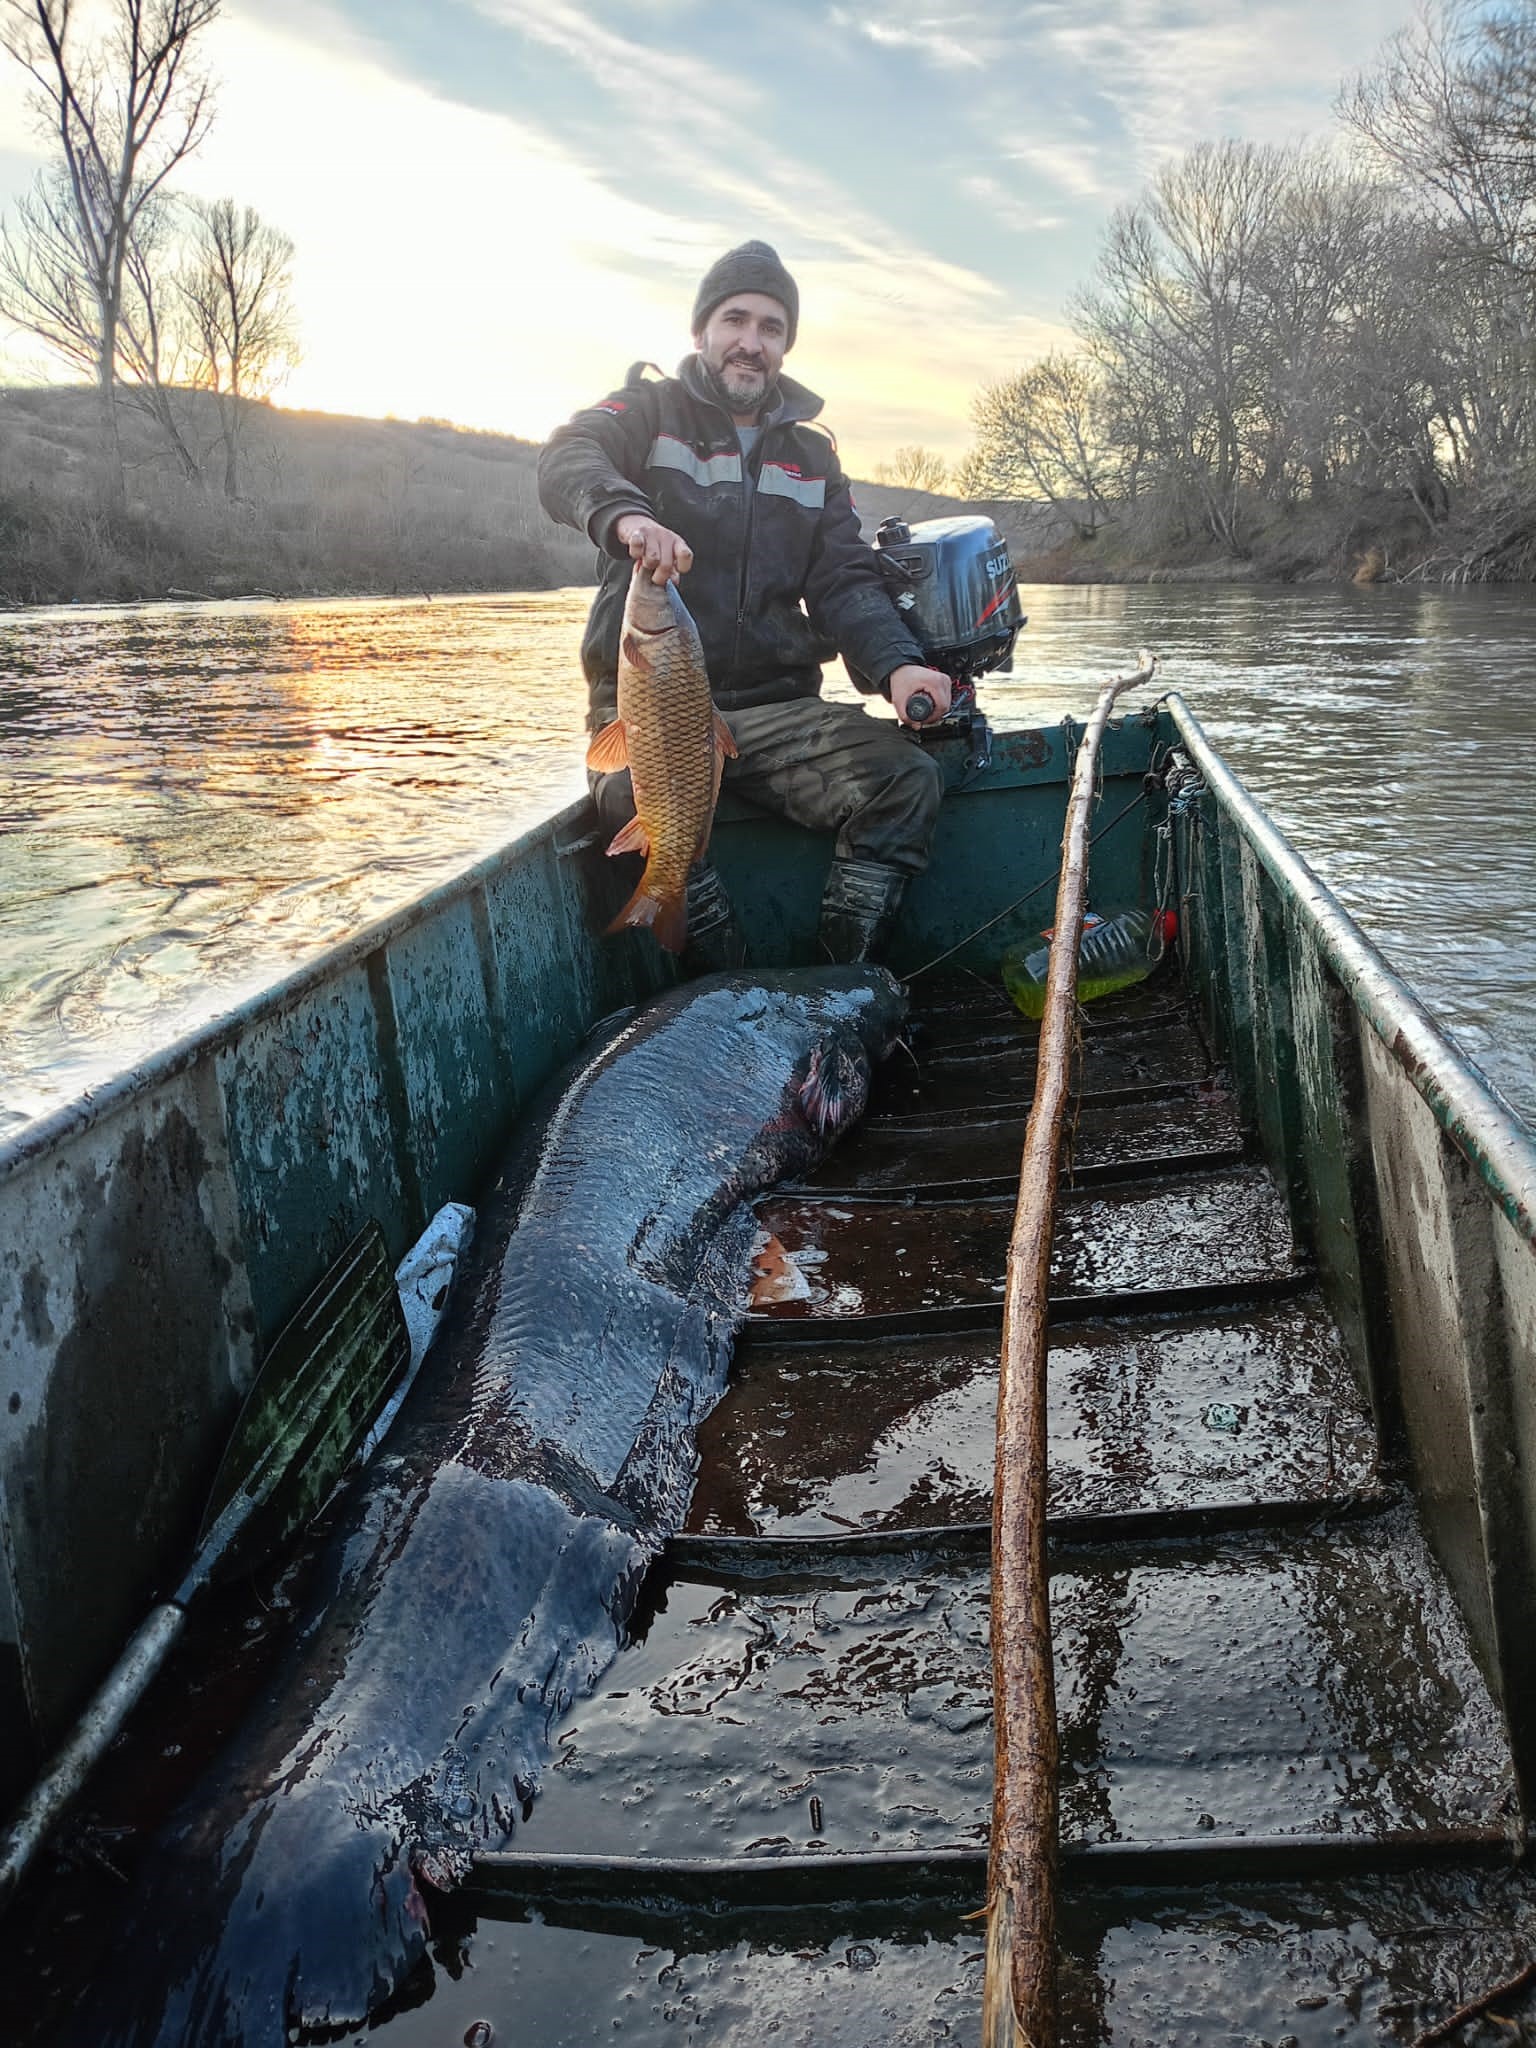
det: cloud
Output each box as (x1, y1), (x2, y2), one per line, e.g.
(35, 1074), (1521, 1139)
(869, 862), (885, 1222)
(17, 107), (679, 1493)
(827, 3), (1039, 73)
(468, 0), (1014, 344)
(1033, 0), (1416, 163)
(191, 2), (1039, 464)
(822, 0), (1416, 191)
(999, 136), (1109, 201)
(477, 0), (760, 120)
(473, 0), (1005, 308)
(831, 14), (987, 70)
(173, 5), (705, 428)
(962, 174), (1068, 235)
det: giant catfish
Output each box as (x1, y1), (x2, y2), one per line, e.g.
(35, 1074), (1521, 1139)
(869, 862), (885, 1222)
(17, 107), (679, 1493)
(86, 966), (906, 2047)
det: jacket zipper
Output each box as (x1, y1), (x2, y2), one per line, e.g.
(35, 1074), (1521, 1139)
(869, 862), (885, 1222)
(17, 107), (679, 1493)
(730, 422), (768, 678)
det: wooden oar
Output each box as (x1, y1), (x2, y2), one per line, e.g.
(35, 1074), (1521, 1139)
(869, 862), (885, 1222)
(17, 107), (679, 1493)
(983, 651), (1158, 2048)
(0, 1221), (409, 1913)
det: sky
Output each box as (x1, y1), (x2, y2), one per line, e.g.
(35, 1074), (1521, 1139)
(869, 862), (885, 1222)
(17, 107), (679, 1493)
(0, 0), (1423, 473)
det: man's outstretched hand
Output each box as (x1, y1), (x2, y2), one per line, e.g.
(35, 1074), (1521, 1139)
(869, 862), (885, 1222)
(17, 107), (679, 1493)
(615, 515), (694, 586)
(888, 665), (953, 727)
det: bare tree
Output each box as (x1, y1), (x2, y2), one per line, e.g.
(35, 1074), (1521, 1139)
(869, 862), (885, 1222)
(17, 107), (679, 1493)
(178, 197), (297, 498)
(1245, 151), (1398, 503)
(0, 0), (221, 507)
(0, 168), (100, 381)
(958, 354), (1118, 536)
(943, 7), (1536, 579)
(1344, 0), (1536, 284)
(0, 167), (200, 477)
(1078, 141), (1285, 553)
(872, 444), (950, 492)
(1343, 0), (1536, 553)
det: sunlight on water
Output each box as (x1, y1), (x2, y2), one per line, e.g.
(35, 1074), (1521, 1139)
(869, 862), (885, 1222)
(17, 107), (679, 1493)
(1, 581), (1533, 1136)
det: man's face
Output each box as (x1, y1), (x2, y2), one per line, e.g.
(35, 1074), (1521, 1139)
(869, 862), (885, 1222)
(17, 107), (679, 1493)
(694, 292), (789, 418)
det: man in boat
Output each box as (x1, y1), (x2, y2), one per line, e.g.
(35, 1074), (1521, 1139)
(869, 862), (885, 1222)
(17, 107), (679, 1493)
(537, 240), (954, 968)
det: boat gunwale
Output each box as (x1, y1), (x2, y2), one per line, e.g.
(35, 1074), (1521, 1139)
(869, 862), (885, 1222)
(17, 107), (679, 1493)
(1168, 692), (1536, 1248)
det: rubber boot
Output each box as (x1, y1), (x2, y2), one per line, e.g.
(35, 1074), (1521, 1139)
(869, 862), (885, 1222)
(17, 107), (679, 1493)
(816, 857), (910, 965)
(680, 862), (747, 976)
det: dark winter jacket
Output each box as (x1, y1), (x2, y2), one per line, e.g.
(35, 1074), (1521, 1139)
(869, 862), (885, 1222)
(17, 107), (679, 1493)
(537, 356), (924, 728)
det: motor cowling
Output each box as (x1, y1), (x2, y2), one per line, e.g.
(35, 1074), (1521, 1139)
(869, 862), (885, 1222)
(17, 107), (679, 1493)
(873, 514), (1024, 683)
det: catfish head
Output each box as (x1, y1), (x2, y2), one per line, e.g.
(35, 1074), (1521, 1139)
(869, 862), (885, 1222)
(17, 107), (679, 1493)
(794, 967), (906, 1135)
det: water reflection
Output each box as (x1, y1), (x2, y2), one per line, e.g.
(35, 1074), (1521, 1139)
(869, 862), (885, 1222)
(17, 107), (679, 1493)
(0, 593), (592, 1132)
(1, 581), (1533, 1136)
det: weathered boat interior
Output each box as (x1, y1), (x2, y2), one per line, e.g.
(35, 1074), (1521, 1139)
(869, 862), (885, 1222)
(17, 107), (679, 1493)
(454, 979), (1533, 2043)
(7, 700), (1536, 2042)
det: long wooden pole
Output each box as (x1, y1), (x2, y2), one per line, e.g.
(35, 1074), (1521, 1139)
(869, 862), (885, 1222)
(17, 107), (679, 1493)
(983, 651), (1158, 2048)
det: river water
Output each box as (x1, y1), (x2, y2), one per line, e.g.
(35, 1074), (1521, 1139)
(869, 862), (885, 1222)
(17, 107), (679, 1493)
(1, 581), (1533, 1137)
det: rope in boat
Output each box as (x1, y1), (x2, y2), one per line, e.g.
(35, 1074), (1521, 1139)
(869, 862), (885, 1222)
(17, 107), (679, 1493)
(982, 651), (1157, 2048)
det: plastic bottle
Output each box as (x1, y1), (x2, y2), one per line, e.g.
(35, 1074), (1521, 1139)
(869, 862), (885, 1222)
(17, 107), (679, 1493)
(1001, 907), (1177, 1022)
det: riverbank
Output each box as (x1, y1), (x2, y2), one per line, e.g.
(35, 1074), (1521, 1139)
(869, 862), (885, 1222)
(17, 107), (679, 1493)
(1004, 493), (1534, 588)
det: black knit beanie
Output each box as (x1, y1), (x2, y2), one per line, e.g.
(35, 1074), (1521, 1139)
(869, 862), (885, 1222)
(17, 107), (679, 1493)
(691, 241), (799, 348)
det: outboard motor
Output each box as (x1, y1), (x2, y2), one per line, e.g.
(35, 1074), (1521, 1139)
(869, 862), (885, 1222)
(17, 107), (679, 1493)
(868, 513), (1025, 782)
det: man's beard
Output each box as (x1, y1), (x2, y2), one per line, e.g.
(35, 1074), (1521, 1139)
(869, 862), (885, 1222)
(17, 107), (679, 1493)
(706, 354), (770, 415)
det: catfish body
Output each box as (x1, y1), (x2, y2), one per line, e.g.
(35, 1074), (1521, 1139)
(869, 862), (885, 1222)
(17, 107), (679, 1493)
(586, 565), (735, 951)
(87, 968), (905, 2046)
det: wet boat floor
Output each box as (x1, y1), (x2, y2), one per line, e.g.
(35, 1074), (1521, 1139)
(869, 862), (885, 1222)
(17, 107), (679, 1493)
(369, 1867), (1536, 2046)
(14, 971), (1536, 2046)
(456, 972), (1535, 2047)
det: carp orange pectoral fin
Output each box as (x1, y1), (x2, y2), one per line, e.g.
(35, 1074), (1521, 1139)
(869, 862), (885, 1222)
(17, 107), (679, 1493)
(586, 720), (629, 774)
(605, 813), (650, 858)
(713, 710), (738, 761)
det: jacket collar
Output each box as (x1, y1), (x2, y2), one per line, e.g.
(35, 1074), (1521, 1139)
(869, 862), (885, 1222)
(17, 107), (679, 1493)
(677, 352), (825, 430)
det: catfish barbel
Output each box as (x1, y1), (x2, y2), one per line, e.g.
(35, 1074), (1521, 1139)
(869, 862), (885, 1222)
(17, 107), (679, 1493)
(586, 563), (736, 952)
(84, 968), (906, 2047)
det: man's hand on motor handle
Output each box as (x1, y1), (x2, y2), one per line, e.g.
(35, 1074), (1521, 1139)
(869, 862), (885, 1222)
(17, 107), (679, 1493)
(616, 515), (694, 586)
(888, 665), (953, 728)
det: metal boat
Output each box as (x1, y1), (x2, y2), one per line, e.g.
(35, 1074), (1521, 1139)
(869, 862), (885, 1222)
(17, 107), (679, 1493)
(5, 694), (1536, 2043)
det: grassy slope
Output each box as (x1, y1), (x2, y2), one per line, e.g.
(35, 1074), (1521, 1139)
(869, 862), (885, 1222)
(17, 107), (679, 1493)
(0, 386), (591, 603)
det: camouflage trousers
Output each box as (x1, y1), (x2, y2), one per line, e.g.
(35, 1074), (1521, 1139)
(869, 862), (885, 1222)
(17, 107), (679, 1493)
(588, 696), (944, 876)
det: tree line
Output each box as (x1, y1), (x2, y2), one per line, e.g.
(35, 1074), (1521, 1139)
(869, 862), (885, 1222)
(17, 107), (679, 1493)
(957, 0), (1536, 582)
(0, 0), (297, 510)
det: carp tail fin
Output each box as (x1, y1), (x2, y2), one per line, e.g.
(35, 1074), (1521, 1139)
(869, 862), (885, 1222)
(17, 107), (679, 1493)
(605, 881), (687, 954)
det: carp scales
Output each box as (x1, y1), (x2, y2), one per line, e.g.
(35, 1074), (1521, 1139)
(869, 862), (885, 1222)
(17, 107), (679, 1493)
(82, 968), (906, 2048)
(586, 564), (736, 952)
